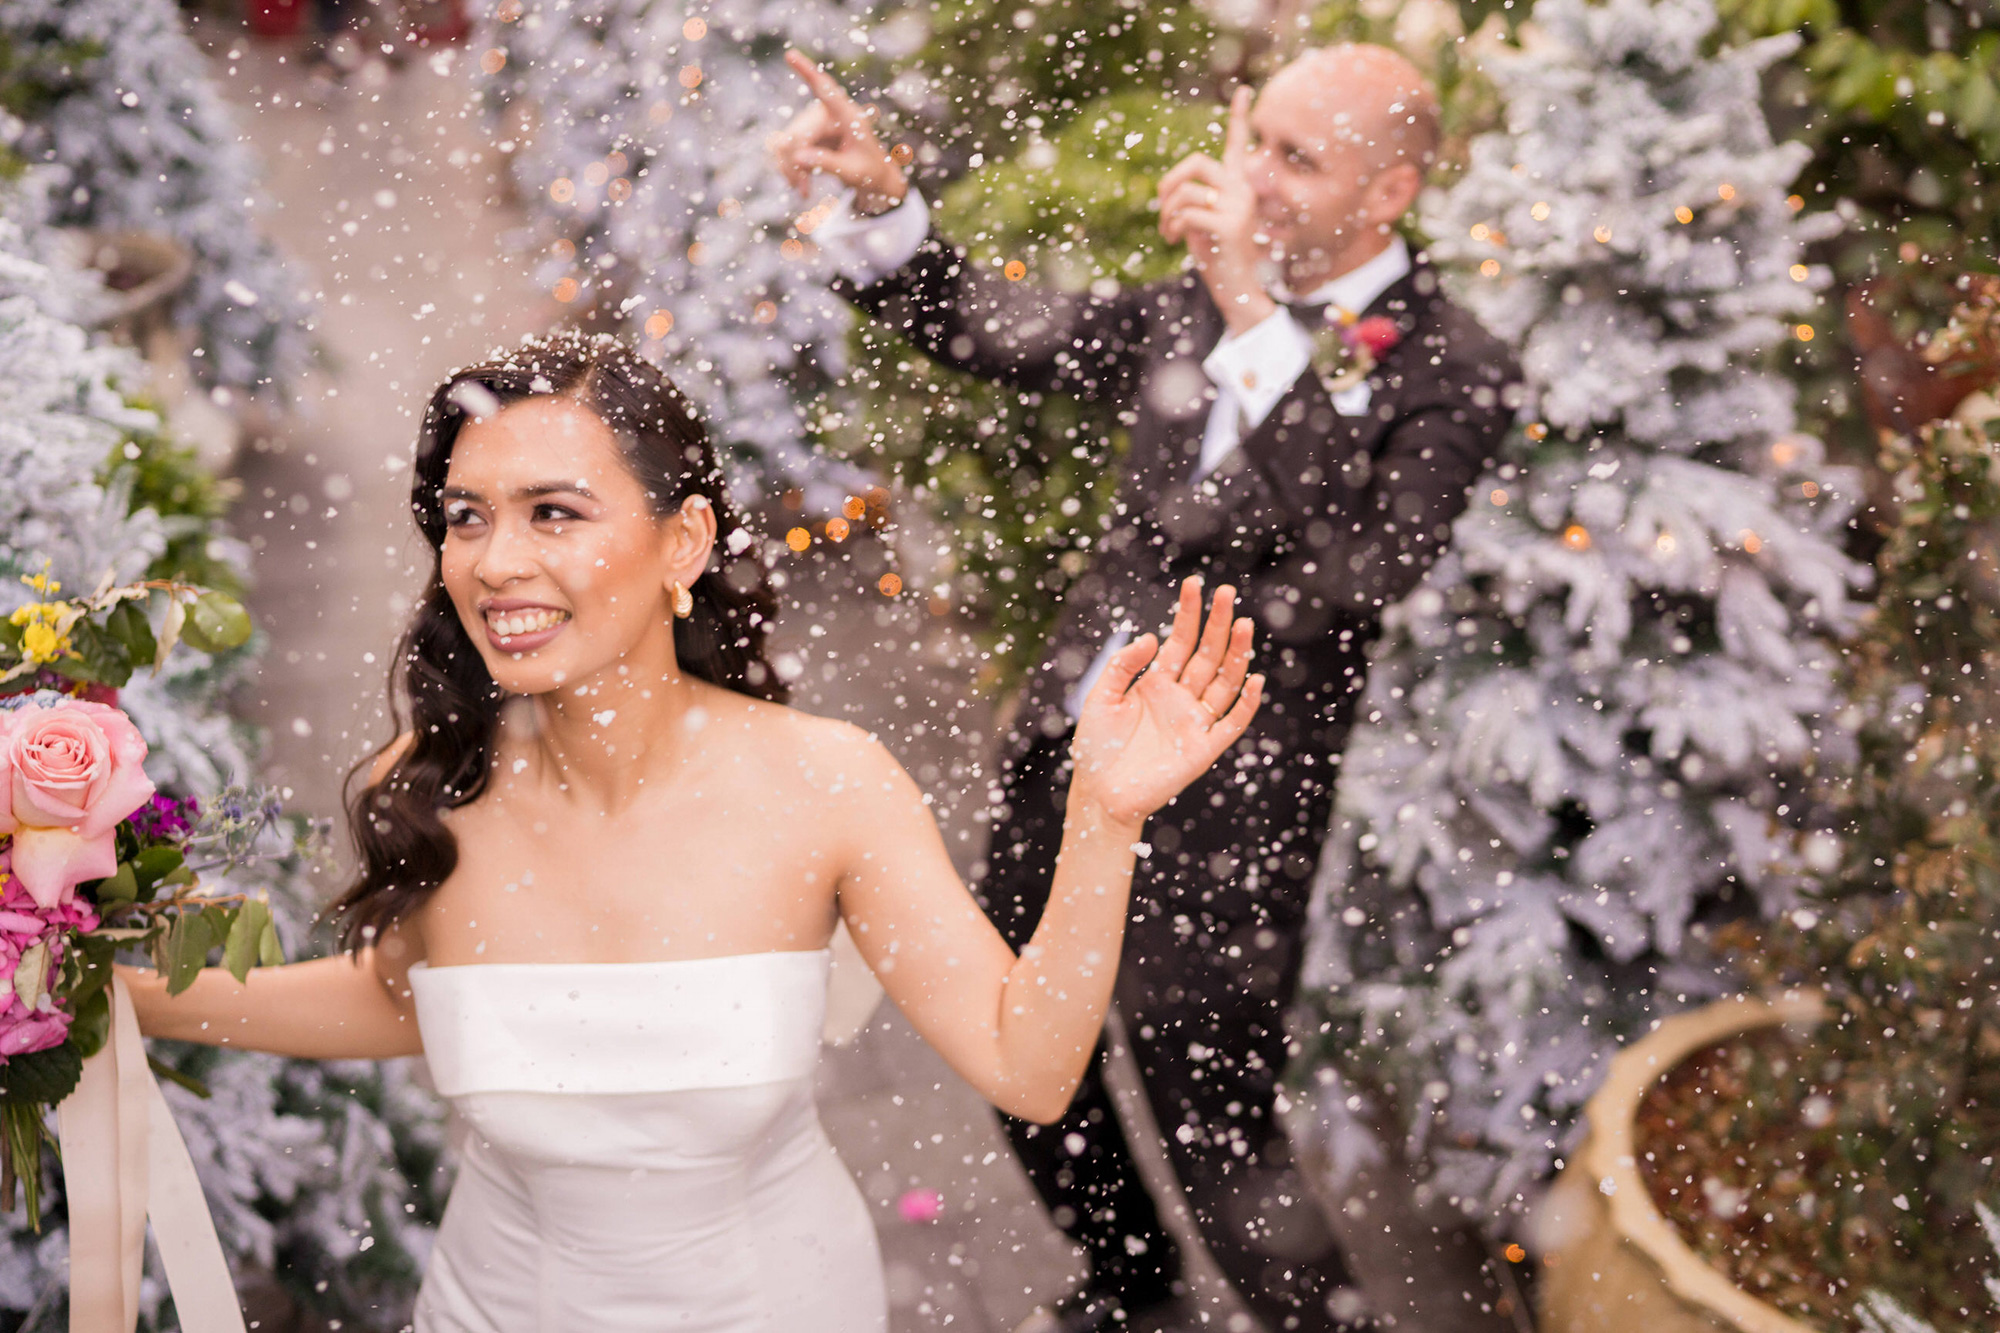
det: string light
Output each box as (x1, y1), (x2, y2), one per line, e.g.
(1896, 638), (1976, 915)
(1490, 488), (1509, 506)
(786, 527), (811, 552)
(825, 517), (852, 542)
(1674, 205), (1694, 224)
(878, 574), (903, 597)
(1594, 225), (1613, 243)
(1563, 525), (1591, 551)
(644, 311), (674, 339)
(1004, 260), (1027, 281)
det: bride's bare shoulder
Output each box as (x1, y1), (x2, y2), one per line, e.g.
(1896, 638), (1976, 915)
(707, 689), (906, 792)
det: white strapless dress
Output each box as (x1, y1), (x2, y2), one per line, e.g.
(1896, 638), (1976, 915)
(406, 950), (887, 1332)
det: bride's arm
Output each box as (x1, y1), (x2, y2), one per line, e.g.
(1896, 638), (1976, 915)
(119, 732), (425, 1060)
(836, 580), (1260, 1123)
(118, 929), (423, 1059)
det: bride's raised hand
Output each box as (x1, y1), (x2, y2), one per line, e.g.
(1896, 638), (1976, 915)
(1069, 578), (1263, 829)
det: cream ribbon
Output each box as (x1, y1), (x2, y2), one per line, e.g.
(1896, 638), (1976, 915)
(56, 976), (245, 1333)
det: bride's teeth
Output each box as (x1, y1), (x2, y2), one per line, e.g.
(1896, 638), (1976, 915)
(491, 609), (567, 639)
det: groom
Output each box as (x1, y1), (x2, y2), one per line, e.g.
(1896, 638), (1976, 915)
(773, 45), (1518, 1333)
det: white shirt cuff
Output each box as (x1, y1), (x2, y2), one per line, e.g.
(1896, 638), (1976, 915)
(1201, 308), (1314, 431)
(811, 180), (930, 288)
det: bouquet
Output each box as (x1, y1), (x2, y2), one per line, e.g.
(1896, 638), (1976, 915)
(0, 567), (275, 1230)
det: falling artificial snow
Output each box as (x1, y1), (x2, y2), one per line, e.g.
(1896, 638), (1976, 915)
(1296, 0), (1872, 1229)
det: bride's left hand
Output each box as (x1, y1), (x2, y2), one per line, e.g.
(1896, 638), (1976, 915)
(1070, 578), (1263, 829)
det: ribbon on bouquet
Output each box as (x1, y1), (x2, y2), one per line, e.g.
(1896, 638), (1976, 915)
(56, 976), (246, 1333)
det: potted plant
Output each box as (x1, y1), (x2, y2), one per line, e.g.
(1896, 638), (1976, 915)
(1539, 277), (2000, 1332)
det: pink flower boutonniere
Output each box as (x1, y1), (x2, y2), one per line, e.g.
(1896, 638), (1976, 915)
(1309, 309), (1403, 393)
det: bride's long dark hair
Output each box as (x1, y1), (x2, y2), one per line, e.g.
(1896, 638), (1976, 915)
(333, 330), (785, 949)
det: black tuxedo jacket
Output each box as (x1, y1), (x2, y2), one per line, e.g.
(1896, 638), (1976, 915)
(837, 231), (1520, 772)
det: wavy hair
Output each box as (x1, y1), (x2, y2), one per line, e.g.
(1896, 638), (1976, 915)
(334, 330), (783, 949)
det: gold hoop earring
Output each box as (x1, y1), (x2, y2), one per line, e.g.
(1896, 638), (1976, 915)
(671, 581), (694, 619)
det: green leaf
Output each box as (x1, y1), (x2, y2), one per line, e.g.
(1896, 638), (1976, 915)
(104, 599), (156, 667)
(63, 934), (116, 1009)
(60, 618), (133, 688)
(222, 899), (268, 984)
(67, 985), (110, 1061)
(163, 910), (221, 995)
(133, 845), (184, 900)
(94, 861), (139, 905)
(147, 1057), (210, 1101)
(257, 913), (284, 968)
(0, 1042), (82, 1106)
(178, 591), (251, 654)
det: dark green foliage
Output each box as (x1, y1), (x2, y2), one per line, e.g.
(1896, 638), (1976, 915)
(1716, 0), (1998, 452)
(108, 420), (247, 598)
(823, 92), (1222, 685)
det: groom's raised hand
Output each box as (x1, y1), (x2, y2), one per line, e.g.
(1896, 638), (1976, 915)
(768, 51), (909, 217)
(1156, 87), (1275, 334)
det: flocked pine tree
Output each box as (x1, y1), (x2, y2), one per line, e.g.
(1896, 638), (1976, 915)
(1293, 0), (1872, 1227)
(0, 129), (444, 1332)
(0, 0), (317, 398)
(468, 0), (879, 482)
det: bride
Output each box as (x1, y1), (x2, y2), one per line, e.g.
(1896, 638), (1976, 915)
(121, 330), (1263, 1332)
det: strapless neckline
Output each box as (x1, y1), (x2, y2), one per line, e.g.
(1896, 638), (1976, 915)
(409, 946), (832, 1097)
(409, 946), (831, 975)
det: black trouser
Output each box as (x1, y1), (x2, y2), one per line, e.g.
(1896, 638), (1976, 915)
(980, 728), (1362, 1332)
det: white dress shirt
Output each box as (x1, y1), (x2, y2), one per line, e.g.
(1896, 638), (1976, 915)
(814, 183), (1414, 719)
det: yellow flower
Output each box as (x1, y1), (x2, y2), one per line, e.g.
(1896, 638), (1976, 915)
(22, 620), (62, 664)
(20, 571), (60, 597)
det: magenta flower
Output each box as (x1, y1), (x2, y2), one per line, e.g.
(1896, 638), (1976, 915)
(0, 863), (97, 1061)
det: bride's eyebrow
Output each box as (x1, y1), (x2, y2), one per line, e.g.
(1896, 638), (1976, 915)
(439, 482), (599, 503)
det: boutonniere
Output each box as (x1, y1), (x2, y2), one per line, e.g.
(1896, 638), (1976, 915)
(1309, 309), (1402, 392)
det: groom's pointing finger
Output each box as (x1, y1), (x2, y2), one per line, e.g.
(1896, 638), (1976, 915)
(1223, 86), (1253, 170)
(785, 49), (859, 121)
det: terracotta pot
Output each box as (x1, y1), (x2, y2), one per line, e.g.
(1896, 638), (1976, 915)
(1537, 993), (1826, 1333)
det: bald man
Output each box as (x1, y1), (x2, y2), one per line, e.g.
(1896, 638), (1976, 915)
(772, 47), (1518, 1333)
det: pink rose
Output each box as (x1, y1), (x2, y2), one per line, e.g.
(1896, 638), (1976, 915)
(0, 1002), (71, 1058)
(1345, 315), (1403, 359)
(0, 699), (155, 908)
